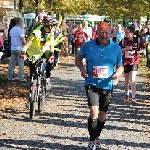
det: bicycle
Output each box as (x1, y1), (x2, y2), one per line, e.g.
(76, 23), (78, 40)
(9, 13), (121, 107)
(28, 56), (47, 119)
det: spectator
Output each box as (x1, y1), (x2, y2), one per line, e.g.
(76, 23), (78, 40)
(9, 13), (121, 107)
(28, 14), (43, 36)
(132, 19), (139, 37)
(60, 20), (69, 56)
(7, 17), (26, 81)
(82, 21), (92, 41)
(0, 33), (4, 62)
(91, 24), (98, 39)
(0, 33), (4, 51)
(71, 24), (78, 54)
(112, 24), (124, 44)
(146, 25), (150, 70)
(74, 23), (87, 54)
(139, 28), (147, 57)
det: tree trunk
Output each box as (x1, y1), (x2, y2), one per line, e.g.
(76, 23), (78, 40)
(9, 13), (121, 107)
(146, 15), (149, 25)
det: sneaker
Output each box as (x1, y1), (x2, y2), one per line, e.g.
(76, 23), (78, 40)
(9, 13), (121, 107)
(124, 95), (129, 102)
(87, 141), (96, 150)
(12, 77), (18, 81)
(95, 139), (101, 150)
(46, 78), (51, 90)
(19, 79), (27, 82)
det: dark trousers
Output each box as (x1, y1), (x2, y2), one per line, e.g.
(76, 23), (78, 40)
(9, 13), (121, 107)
(71, 39), (75, 54)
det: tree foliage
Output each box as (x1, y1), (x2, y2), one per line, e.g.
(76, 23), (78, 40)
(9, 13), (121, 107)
(23, 0), (150, 19)
(96, 0), (150, 19)
(24, 0), (96, 16)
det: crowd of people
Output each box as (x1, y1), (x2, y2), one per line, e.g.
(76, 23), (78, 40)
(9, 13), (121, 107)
(1, 14), (150, 150)
(75, 21), (150, 150)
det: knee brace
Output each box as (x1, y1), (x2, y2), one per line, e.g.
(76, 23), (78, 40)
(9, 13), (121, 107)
(88, 117), (97, 141)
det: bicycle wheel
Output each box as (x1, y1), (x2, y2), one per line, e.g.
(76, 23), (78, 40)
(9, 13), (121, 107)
(30, 100), (35, 119)
(30, 79), (37, 119)
(38, 77), (46, 113)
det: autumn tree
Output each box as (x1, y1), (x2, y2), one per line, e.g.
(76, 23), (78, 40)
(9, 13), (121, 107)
(96, 0), (150, 19)
(23, 0), (150, 23)
(24, 0), (96, 16)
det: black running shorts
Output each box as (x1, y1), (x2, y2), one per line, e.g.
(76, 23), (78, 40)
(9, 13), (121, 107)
(124, 64), (138, 73)
(85, 85), (112, 112)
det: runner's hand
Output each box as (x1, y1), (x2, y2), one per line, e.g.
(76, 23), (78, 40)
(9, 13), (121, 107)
(48, 55), (55, 63)
(112, 73), (119, 85)
(80, 68), (88, 78)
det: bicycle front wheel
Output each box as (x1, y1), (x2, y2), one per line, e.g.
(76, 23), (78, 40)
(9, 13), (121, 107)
(30, 100), (35, 119)
(38, 77), (46, 113)
(30, 79), (37, 119)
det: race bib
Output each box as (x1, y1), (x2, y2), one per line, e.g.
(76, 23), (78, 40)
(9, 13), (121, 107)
(125, 50), (135, 58)
(93, 66), (108, 78)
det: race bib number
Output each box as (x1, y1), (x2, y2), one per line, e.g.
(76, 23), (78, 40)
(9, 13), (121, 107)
(92, 66), (108, 78)
(125, 50), (135, 58)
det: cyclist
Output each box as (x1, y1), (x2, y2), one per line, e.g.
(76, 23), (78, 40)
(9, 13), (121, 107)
(21, 15), (58, 94)
(75, 22), (123, 150)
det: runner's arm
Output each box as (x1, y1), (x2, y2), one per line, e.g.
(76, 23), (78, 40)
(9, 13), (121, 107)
(75, 55), (85, 72)
(115, 65), (124, 76)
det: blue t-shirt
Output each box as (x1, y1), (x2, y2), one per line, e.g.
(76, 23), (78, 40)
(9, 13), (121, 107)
(116, 32), (124, 44)
(78, 39), (123, 90)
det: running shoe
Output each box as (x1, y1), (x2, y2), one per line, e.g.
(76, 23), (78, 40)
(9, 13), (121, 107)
(95, 138), (101, 150)
(124, 95), (129, 102)
(87, 141), (96, 150)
